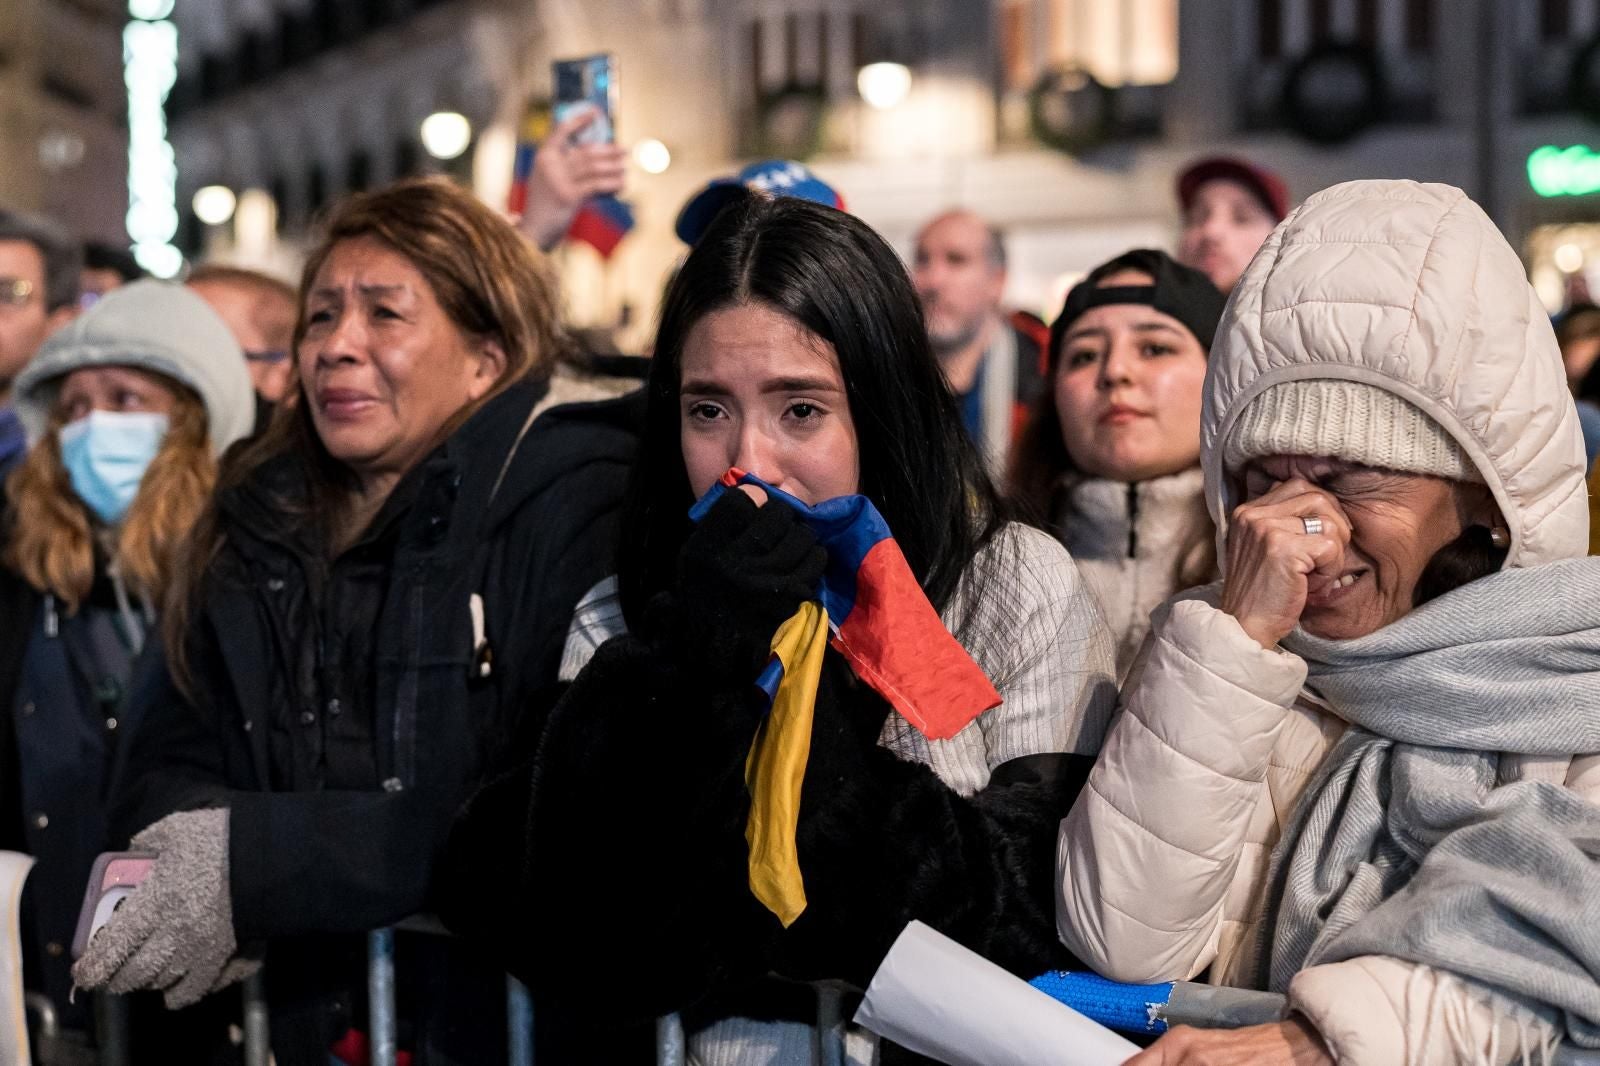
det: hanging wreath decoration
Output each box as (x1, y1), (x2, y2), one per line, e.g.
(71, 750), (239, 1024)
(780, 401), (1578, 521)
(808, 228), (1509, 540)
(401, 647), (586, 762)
(1282, 41), (1386, 145)
(1028, 64), (1112, 156)
(751, 82), (828, 161)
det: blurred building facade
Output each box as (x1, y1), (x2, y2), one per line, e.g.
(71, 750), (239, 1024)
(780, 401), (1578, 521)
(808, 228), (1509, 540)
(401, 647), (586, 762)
(0, 0), (130, 242)
(168, 0), (1600, 337)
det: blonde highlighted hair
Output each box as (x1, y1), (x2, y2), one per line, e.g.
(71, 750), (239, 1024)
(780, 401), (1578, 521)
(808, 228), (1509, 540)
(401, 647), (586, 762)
(4, 383), (216, 612)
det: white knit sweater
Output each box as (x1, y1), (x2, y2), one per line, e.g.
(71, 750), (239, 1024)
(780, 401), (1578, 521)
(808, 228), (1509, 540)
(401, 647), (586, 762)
(559, 521), (1115, 1063)
(1051, 467), (1209, 680)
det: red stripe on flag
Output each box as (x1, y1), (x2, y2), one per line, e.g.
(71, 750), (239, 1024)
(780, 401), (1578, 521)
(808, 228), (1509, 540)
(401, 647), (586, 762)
(830, 539), (1000, 740)
(568, 206), (628, 258)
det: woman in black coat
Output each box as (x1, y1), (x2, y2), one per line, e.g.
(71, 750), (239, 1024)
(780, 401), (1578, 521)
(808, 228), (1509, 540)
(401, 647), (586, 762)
(73, 179), (640, 1065)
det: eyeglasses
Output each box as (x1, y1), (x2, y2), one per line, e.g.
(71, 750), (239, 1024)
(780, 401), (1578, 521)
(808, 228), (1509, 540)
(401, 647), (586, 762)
(0, 278), (37, 309)
(243, 349), (289, 365)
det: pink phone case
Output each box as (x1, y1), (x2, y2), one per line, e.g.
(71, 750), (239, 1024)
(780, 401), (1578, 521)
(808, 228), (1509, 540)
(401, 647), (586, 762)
(71, 851), (155, 959)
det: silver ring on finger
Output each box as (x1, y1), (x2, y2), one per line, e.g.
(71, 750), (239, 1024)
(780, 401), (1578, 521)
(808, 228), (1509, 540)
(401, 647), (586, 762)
(1301, 515), (1324, 536)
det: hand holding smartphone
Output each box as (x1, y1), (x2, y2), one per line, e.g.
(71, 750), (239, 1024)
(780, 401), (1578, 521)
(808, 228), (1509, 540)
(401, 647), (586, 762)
(552, 54), (618, 146)
(71, 852), (155, 960)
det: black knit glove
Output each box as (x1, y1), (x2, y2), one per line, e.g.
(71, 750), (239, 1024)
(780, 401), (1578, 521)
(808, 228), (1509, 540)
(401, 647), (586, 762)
(668, 488), (827, 683)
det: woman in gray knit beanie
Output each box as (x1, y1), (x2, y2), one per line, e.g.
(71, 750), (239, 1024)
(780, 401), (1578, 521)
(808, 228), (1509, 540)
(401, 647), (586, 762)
(0, 279), (251, 1037)
(1058, 181), (1600, 1065)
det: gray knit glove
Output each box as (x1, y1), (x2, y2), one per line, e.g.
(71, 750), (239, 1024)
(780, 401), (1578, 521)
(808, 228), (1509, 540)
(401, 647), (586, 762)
(71, 808), (259, 1008)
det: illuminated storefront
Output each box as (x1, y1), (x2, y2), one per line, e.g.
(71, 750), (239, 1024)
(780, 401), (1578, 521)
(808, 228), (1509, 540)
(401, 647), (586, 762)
(1524, 145), (1600, 313)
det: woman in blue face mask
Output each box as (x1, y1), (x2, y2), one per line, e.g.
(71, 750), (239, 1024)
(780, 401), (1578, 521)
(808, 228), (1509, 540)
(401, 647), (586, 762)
(0, 279), (253, 1042)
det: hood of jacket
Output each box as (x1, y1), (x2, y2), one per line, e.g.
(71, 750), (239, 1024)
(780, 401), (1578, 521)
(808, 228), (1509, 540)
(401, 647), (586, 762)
(1203, 179), (1587, 570)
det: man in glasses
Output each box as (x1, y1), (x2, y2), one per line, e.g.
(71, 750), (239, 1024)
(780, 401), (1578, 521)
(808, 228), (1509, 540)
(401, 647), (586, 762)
(0, 210), (81, 476)
(187, 264), (296, 408)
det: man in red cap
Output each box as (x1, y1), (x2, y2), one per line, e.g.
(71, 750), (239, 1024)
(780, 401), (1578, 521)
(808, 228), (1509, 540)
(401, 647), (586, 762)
(1175, 156), (1289, 295)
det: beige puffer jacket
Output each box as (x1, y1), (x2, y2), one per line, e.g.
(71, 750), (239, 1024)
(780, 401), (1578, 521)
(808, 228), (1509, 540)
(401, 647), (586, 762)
(1056, 180), (1600, 1065)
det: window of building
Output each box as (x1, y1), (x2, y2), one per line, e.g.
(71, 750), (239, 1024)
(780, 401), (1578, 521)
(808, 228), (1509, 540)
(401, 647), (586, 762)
(235, 30), (263, 87)
(1543, 0), (1571, 42)
(307, 163), (327, 218)
(394, 136), (419, 180)
(1406, 0), (1432, 50)
(1041, 0), (1179, 86)
(1001, 1), (1032, 91)
(315, 0), (344, 46)
(1255, 0), (1434, 60)
(1258, 0), (1282, 59)
(346, 150), (371, 193)
(200, 53), (233, 101)
(269, 176), (290, 230)
(998, 0), (1177, 94)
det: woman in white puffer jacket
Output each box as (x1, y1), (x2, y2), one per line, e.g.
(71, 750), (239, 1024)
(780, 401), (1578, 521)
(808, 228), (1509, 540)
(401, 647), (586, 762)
(1057, 180), (1600, 1066)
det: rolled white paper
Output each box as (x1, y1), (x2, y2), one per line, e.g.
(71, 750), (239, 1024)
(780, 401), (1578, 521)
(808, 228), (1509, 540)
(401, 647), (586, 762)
(854, 921), (1139, 1066)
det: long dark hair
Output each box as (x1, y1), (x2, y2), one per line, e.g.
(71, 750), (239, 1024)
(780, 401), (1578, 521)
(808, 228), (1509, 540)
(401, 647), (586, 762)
(618, 195), (1004, 629)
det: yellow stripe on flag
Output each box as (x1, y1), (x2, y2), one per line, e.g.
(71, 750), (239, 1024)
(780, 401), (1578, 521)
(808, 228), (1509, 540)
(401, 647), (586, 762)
(745, 600), (829, 928)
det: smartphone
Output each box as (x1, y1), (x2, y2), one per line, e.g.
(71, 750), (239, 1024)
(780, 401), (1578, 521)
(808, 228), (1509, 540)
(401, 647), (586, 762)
(71, 852), (155, 959)
(552, 54), (617, 145)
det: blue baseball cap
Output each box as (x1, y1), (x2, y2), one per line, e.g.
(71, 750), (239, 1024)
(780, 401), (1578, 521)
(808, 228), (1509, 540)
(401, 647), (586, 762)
(674, 159), (847, 245)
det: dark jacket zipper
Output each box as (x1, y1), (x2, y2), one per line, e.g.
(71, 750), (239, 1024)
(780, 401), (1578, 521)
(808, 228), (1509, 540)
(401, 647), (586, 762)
(1126, 481), (1140, 559)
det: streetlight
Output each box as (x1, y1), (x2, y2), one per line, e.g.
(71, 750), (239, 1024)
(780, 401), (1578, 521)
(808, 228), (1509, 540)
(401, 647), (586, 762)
(192, 185), (237, 226)
(420, 111), (473, 160)
(634, 138), (671, 175)
(857, 62), (912, 110)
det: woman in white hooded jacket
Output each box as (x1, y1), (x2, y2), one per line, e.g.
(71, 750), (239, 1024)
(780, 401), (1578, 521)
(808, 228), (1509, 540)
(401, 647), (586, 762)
(1057, 180), (1600, 1066)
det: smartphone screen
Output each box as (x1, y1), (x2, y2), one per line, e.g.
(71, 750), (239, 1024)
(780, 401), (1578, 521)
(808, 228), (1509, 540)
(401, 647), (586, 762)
(72, 851), (155, 959)
(552, 54), (617, 145)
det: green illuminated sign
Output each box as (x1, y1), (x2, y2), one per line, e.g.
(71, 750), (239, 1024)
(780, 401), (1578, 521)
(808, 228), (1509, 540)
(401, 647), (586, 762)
(1529, 144), (1600, 198)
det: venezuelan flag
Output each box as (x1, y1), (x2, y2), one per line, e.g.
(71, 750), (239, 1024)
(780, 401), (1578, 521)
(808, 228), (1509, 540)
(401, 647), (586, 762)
(690, 470), (1002, 925)
(691, 470), (1001, 740)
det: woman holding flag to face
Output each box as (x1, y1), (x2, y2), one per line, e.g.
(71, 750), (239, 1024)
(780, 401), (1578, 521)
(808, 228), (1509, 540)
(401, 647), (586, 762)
(439, 195), (1117, 1063)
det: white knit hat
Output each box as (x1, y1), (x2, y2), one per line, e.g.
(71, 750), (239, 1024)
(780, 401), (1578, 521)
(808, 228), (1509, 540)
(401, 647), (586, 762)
(15, 279), (255, 456)
(1223, 379), (1483, 483)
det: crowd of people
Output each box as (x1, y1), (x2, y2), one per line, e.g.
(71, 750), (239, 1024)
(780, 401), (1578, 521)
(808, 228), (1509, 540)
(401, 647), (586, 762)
(0, 130), (1597, 1066)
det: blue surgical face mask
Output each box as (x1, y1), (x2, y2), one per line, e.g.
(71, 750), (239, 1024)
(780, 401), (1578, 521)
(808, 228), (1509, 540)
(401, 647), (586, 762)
(58, 410), (170, 525)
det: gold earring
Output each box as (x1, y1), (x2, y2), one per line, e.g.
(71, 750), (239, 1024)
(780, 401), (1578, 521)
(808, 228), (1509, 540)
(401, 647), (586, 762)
(1489, 526), (1510, 549)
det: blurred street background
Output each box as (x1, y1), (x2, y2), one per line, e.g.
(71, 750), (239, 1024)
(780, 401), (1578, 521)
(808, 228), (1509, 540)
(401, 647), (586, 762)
(8, 0), (1600, 348)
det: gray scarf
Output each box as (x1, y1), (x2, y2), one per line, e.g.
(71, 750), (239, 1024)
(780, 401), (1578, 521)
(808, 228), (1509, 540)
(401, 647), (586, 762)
(1248, 557), (1600, 1044)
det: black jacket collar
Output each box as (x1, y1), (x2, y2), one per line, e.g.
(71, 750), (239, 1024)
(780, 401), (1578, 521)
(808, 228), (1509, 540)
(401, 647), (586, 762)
(218, 377), (555, 555)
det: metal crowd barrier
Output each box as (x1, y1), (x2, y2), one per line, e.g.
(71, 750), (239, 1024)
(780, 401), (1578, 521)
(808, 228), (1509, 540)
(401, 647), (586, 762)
(138, 950), (1600, 1066)
(367, 920), (694, 1066)
(28, 916), (1600, 1064)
